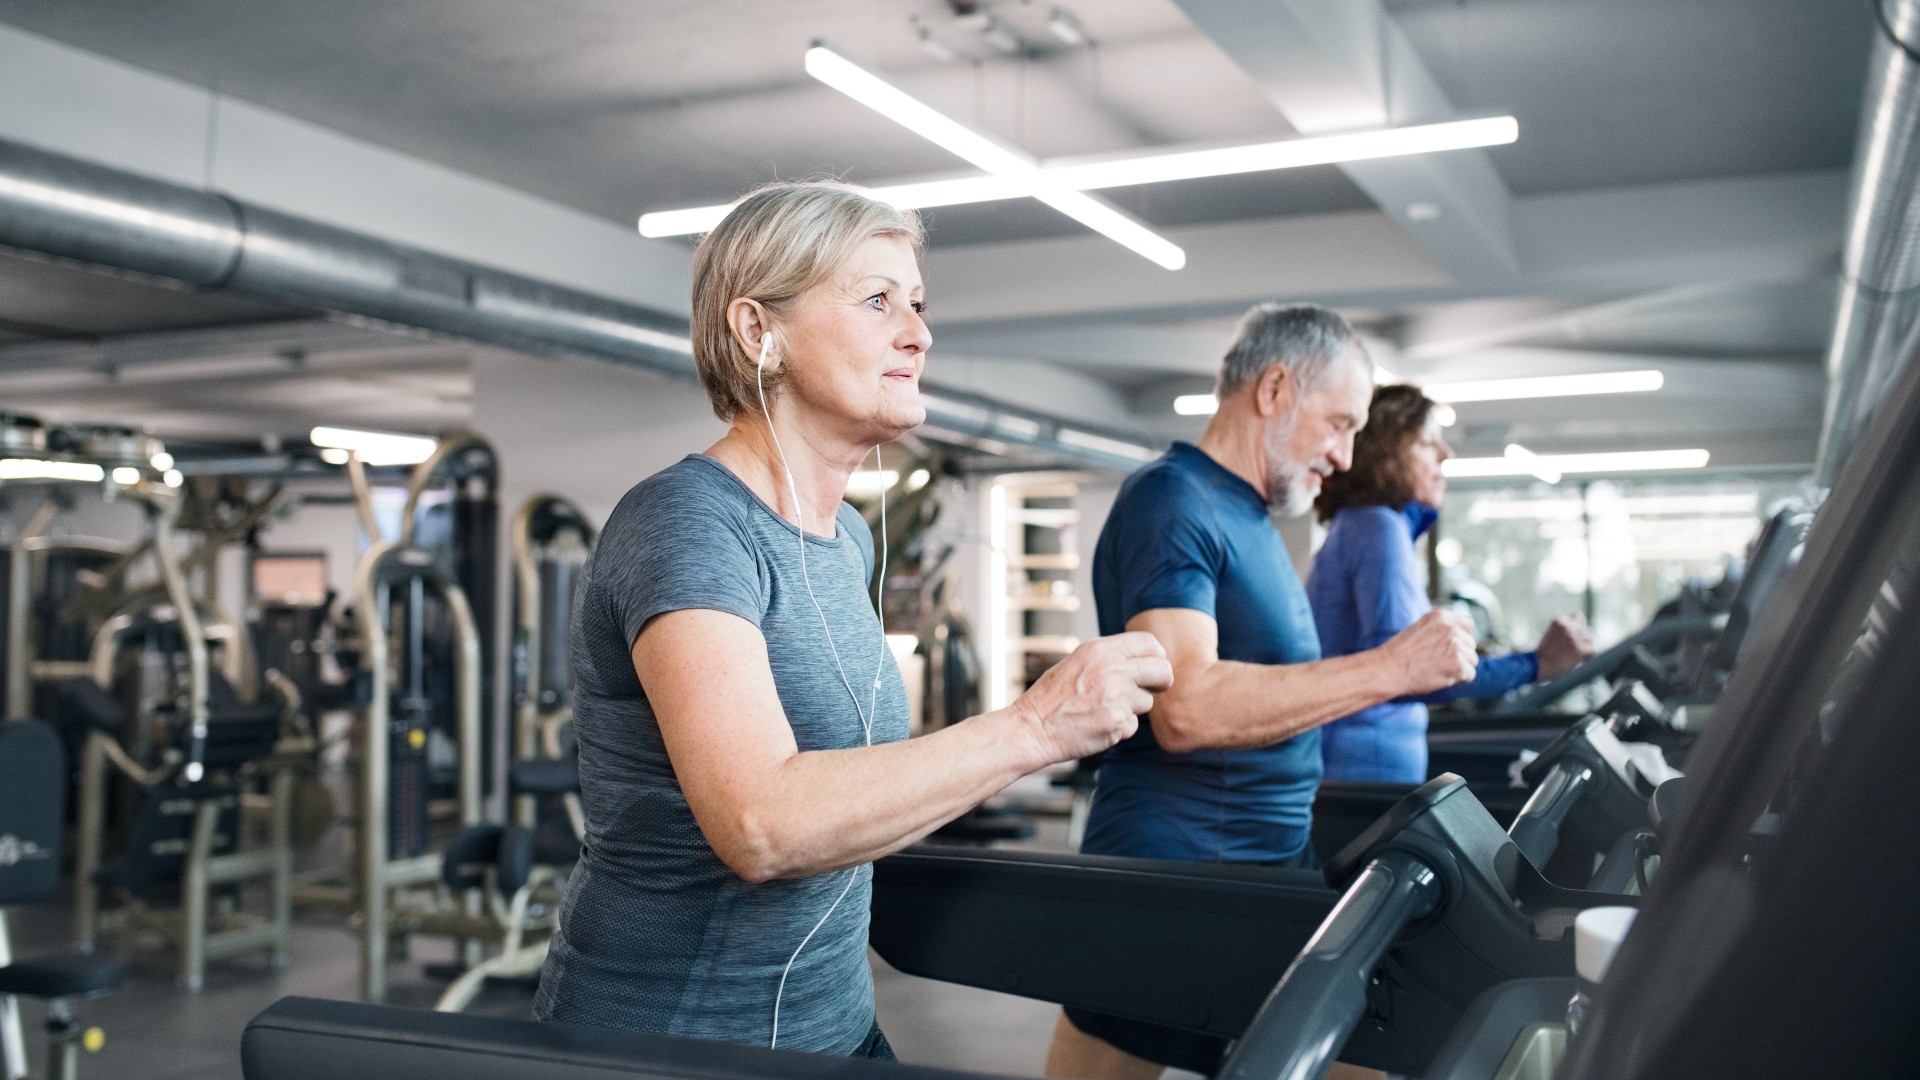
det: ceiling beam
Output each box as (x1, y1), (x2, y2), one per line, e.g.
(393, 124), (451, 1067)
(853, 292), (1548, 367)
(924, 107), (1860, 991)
(924, 169), (1846, 328)
(1401, 283), (1753, 364)
(1170, 0), (1519, 283)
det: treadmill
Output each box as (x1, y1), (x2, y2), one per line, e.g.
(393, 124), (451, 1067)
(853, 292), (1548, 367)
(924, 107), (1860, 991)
(1311, 501), (1816, 865)
(233, 264), (1920, 1080)
(236, 350), (1920, 1080)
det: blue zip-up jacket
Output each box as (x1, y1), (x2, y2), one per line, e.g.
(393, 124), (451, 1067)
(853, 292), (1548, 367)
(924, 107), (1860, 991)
(1306, 503), (1538, 783)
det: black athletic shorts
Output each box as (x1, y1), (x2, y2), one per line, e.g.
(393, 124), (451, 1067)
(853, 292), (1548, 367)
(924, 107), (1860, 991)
(854, 1023), (897, 1060)
(1063, 844), (1321, 1077)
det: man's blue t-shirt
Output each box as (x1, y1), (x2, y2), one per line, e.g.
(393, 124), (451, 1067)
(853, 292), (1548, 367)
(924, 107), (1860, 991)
(1083, 442), (1323, 863)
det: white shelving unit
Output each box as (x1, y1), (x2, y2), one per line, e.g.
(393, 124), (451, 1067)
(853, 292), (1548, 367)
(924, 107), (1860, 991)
(985, 475), (1085, 711)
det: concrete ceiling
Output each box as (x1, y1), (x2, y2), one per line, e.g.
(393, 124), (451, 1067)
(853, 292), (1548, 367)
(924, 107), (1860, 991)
(1384, 0), (1869, 196)
(0, 0), (1322, 234)
(0, 0), (1865, 234)
(0, 0), (1880, 472)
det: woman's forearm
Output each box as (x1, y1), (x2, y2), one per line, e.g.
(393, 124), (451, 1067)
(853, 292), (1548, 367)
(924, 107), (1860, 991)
(642, 610), (1162, 884)
(720, 707), (1047, 881)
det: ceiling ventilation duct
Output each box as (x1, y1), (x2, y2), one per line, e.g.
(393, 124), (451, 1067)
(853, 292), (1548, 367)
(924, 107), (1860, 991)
(1815, 0), (1920, 485)
(0, 136), (1158, 472)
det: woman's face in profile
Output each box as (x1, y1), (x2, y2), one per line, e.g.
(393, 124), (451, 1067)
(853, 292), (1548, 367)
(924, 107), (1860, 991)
(778, 233), (931, 442)
(1405, 415), (1453, 507)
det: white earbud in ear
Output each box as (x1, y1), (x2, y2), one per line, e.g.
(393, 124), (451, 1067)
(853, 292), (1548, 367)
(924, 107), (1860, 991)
(758, 331), (773, 368)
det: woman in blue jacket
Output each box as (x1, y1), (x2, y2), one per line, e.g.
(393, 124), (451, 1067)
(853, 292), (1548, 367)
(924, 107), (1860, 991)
(1306, 384), (1595, 783)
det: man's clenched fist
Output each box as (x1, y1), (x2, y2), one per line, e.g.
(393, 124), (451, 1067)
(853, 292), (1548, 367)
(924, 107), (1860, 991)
(1382, 609), (1478, 696)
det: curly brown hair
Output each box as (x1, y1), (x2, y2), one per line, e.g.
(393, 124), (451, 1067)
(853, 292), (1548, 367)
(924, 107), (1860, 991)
(1314, 383), (1437, 523)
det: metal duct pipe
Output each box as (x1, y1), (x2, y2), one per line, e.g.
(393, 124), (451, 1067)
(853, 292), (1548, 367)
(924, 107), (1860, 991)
(1815, 0), (1920, 485)
(0, 136), (1157, 472)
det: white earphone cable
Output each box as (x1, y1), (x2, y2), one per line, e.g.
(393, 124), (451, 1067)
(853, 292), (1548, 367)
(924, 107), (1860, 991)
(756, 331), (892, 1049)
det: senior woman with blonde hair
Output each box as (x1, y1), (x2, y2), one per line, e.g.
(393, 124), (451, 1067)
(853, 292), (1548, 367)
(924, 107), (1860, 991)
(533, 181), (1171, 1058)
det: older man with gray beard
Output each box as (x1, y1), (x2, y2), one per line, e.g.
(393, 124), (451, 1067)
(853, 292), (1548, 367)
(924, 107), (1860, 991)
(1044, 303), (1479, 1080)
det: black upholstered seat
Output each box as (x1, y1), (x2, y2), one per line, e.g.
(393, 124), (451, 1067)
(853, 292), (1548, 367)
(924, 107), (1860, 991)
(0, 954), (126, 999)
(509, 758), (579, 796)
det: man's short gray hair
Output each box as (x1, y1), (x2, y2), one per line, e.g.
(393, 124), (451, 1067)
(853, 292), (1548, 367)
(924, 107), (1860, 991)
(1217, 302), (1365, 398)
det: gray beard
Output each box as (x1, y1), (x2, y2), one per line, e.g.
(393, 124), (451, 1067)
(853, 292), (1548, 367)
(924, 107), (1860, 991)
(1261, 406), (1314, 515)
(1269, 471), (1317, 518)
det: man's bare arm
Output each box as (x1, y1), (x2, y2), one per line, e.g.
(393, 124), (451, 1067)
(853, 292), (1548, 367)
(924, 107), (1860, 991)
(1131, 607), (1475, 753)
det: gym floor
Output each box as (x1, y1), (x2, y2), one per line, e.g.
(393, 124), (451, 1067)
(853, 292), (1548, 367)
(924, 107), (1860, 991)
(4, 817), (1200, 1080)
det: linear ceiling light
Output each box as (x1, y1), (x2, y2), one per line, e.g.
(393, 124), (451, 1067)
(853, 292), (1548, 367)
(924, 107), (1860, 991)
(1173, 394), (1220, 416)
(1467, 492), (1758, 522)
(640, 114), (1517, 240)
(1424, 369), (1664, 404)
(309, 426), (438, 467)
(1502, 443), (1562, 484)
(0, 457), (106, 482)
(802, 44), (1184, 269)
(1444, 447), (1712, 479)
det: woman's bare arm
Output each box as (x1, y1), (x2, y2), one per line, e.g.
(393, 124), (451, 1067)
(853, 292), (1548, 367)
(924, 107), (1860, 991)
(637, 609), (1170, 882)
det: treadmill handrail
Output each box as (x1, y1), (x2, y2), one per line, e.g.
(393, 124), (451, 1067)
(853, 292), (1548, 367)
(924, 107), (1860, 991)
(1492, 613), (1720, 715)
(1507, 763), (1593, 868)
(1213, 849), (1443, 1080)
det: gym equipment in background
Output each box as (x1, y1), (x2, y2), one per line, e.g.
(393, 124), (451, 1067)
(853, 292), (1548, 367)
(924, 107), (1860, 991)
(66, 483), (303, 990)
(420, 493), (598, 1013)
(346, 528), (487, 1003)
(507, 494), (593, 845)
(0, 719), (125, 1080)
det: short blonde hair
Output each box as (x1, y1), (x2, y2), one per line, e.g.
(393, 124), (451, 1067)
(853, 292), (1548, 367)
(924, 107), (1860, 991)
(690, 182), (925, 421)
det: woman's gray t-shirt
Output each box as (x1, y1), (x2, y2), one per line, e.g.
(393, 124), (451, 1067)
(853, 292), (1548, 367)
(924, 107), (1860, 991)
(533, 454), (909, 1054)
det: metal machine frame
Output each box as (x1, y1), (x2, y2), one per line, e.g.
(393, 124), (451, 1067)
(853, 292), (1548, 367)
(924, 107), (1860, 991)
(350, 539), (487, 1003)
(68, 485), (300, 990)
(508, 494), (593, 833)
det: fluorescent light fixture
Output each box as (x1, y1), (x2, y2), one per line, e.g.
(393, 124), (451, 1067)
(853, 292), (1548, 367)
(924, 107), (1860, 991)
(318, 448), (351, 465)
(1503, 443), (1562, 484)
(309, 426), (438, 467)
(1467, 492), (1759, 523)
(845, 469), (901, 495)
(1174, 393), (1219, 416)
(803, 44), (1184, 269)
(111, 466), (141, 485)
(638, 203), (736, 238)
(639, 115), (1517, 239)
(1046, 7), (1089, 46)
(1624, 493), (1757, 516)
(0, 458), (106, 482)
(1050, 116), (1517, 191)
(162, 469), (184, 488)
(1057, 428), (1159, 462)
(1424, 369), (1664, 404)
(149, 451), (174, 470)
(1446, 448), (1712, 479)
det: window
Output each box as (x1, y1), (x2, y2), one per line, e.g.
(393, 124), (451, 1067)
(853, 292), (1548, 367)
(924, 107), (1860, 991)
(1435, 474), (1810, 647)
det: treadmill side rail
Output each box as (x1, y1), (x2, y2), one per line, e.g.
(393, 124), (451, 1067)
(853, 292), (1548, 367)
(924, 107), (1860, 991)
(871, 847), (1337, 1038)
